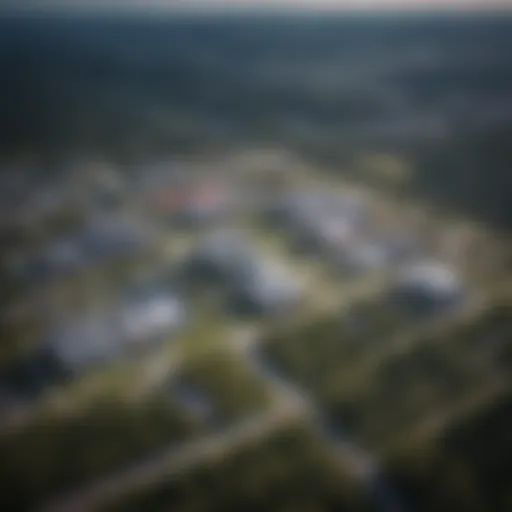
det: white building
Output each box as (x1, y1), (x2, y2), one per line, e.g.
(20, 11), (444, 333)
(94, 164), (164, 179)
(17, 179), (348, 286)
(119, 293), (187, 345)
(228, 258), (304, 316)
(171, 182), (234, 228)
(50, 313), (122, 373)
(392, 260), (465, 315)
(49, 291), (187, 373)
(341, 242), (393, 275)
(181, 230), (254, 286)
(291, 212), (355, 257)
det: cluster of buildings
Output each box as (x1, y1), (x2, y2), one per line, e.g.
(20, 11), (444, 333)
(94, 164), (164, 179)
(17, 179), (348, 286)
(1, 285), (187, 400)
(0, 155), (468, 405)
(152, 180), (236, 229)
(262, 187), (466, 316)
(179, 230), (305, 316)
(138, 159), (240, 230)
(9, 213), (157, 285)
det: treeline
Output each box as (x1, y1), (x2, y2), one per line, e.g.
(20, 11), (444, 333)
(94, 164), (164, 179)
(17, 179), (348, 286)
(407, 125), (512, 230)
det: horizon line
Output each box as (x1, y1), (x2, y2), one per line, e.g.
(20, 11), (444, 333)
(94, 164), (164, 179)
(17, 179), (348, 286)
(2, 1), (512, 15)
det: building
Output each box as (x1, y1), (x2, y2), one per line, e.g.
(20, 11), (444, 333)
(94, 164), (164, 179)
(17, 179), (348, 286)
(15, 236), (85, 284)
(14, 213), (153, 284)
(48, 291), (187, 374)
(227, 258), (304, 317)
(169, 181), (234, 229)
(49, 312), (123, 374)
(391, 260), (465, 316)
(339, 242), (394, 276)
(119, 291), (187, 346)
(142, 159), (235, 229)
(266, 191), (367, 258)
(18, 214), (154, 284)
(264, 192), (324, 229)
(180, 231), (254, 288)
(379, 231), (420, 263)
(290, 213), (354, 257)
(80, 214), (154, 264)
(271, 190), (366, 225)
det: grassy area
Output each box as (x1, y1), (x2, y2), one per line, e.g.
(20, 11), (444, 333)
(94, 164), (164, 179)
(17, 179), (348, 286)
(177, 352), (271, 424)
(260, 292), (405, 398)
(106, 422), (367, 512)
(2, 162), (511, 511)
(260, 288), (512, 458)
(57, 343), (182, 406)
(0, 393), (199, 511)
(384, 389), (512, 512)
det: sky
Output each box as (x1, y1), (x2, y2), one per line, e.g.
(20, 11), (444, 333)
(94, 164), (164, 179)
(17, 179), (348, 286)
(3, 0), (511, 12)
(192, 0), (509, 6)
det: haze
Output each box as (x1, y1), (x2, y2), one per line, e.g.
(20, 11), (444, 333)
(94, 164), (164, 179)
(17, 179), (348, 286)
(3, 0), (511, 13)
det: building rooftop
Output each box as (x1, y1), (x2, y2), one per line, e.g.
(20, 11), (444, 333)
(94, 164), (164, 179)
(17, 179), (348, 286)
(49, 291), (186, 372)
(398, 261), (462, 297)
(80, 214), (154, 261)
(344, 243), (393, 273)
(231, 258), (304, 314)
(392, 260), (465, 316)
(50, 313), (122, 372)
(119, 292), (187, 344)
(194, 230), (253, 268)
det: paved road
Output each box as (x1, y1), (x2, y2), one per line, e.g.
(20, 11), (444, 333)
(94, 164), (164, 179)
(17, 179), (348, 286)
(232, 326), (409, 512)
(40, 330), (306, 512)
(41, 392), (305, 512)
(41, 283), (509, 512)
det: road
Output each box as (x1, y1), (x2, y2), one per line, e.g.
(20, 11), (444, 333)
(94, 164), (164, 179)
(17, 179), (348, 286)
(41, 391), (305, 512)
(40, 330), (307, 512)
(40, 278), (510, 512)
(234, 326), (410, 512)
